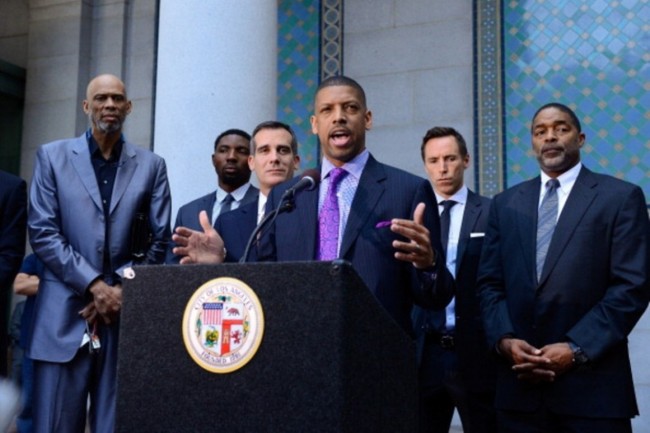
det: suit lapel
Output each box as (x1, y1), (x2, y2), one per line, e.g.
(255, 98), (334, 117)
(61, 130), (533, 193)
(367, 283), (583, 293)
(110, 142), (137, 214)
(516, 178), (542, 283)
(539, 168), (597, 284)
(295, 186), (319, 259)
(339, 156), (385, 258)
(455, 190), (482, 275)
(70, 136), (103, 212)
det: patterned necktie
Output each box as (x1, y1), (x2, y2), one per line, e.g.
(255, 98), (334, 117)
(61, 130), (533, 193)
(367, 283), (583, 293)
(317, 168), (347, 260)
(439, 200), (457, 255)
(219, 193), (234, 217)
(536, 178), (560, 280)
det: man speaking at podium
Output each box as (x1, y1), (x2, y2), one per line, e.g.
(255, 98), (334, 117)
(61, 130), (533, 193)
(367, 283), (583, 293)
(173, 76), (453, 333)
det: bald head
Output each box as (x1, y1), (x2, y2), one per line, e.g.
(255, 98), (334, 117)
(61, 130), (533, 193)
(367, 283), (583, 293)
(86, 74), (127, 100)
(83, 74), (132, 135)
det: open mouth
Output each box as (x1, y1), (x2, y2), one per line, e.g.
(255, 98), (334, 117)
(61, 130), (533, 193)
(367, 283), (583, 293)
(330, 130), (351, 147)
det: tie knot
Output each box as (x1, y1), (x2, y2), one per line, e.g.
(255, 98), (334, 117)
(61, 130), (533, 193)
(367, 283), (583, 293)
(546, 178), (560, 190)
(328, 167), (347, 186)
(440, 200), (457, 213)
(222, 193), (234, 204)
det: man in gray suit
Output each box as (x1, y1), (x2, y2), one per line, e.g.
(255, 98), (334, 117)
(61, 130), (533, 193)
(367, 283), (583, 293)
(28, 74), (171, 433)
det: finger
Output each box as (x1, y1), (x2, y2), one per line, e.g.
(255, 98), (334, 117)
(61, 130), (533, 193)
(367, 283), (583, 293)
(413, 202), (426, 225)
(179, 255), (194, 265)
(199, 210), (212, 234)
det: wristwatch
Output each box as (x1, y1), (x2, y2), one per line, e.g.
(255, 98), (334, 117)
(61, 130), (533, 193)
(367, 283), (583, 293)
(567, 341), (589, 365)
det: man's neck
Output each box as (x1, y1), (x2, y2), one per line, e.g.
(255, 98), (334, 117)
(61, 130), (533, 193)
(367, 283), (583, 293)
(220, 182), (247, 194)
(92, 129), (122, 159)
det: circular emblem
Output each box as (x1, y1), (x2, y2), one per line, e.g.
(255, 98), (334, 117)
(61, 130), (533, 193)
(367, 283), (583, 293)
(182, 277), (264, 373)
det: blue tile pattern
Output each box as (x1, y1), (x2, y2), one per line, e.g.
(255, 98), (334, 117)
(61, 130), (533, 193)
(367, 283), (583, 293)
(278, 0), (321, 169)
(503, 0), (650, 197)
(474, 0), (505, 197)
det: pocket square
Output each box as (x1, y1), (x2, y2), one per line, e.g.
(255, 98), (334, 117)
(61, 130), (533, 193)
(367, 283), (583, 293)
(470, 232), (485, 238)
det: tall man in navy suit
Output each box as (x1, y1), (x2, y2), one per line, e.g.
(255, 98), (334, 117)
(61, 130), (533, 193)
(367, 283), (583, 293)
(28, 74), (172, 433)
(0, 170), (27, 377)
(263, 76), (454, 332)
(478, 103), (650, 432)
(167, 128), (258, 263)
(173, 76), (454, 333)
(412, 127), (496, 433)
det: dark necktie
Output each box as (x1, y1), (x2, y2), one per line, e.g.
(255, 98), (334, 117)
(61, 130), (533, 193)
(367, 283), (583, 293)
(536, 178), (560, 280)
(219, 193), (235, 217)
(439, 200), (457, 255)
(317, 168), (347, 260)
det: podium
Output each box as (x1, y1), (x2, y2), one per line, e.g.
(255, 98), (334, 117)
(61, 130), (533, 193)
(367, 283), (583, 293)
(116, 261), (417, 433)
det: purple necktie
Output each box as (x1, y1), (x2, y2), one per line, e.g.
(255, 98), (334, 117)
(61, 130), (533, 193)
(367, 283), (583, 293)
(317, 168), (347, 260)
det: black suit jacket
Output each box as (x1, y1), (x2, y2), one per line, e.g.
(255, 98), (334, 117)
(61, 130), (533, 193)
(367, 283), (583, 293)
(478, 166), (650, 417)
(167, 185), (258, 263)
(214, 198), (259, 262)
(259, 154), (454, 333)
(413, 189), (495, 392)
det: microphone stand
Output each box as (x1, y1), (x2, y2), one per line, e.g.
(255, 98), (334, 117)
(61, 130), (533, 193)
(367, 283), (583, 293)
(239, 195), (295, 263)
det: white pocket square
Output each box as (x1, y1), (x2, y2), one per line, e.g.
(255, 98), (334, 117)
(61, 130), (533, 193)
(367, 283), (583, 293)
(470, 232), (485, 238)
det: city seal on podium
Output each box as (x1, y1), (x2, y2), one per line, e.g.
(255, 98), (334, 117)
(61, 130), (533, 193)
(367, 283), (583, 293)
(182, 277), (265, 373)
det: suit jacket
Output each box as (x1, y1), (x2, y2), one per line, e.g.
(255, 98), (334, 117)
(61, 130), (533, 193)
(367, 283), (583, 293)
(27, 134), (172, 362)
(412, 189), (496, 392)
(0, 170), (27, 375)
(0, 170), (27, 292)
(167, 185), (258, 263)
(478, 166), (650, 417)
(259, 155), (454, 333)
(214, 198), (259, 262)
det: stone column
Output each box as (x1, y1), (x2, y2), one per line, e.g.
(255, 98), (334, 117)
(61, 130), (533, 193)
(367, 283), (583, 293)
(155, 1), (277, 219)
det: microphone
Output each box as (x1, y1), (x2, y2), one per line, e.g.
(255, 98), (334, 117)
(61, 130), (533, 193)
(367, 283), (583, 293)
(239, 169), (321, 263)
(280, 169), (320, 201)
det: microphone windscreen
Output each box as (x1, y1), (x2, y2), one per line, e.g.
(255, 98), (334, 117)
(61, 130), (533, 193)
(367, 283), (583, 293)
(301, 168), (321, 190)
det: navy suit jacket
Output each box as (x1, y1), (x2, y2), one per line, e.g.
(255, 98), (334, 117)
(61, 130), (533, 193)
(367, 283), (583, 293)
(167, 185), (258, 263)
(28, 134), (172, 362)
(0, 170), (27, 374)
(478, 166), (650, 417)
(214, 198), (259, 262)
(259, 154), (454, 334)
(413, 189), (496, 392)
(0, 170), (27, 291)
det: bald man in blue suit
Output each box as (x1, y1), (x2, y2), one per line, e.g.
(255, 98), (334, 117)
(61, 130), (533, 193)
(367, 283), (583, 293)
(28, 74), (171, 433)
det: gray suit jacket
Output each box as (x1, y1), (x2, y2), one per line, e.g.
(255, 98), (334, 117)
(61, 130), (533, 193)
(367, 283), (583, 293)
(27, 133), (172, 362)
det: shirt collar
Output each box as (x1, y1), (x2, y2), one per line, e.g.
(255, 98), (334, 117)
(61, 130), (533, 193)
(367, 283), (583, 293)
(216, 183), (253, 203)
(435, 185), (468, 207)
(320, 149), (370, 182)
(86, 129), (124, 162)
(540, 162), (582, 194)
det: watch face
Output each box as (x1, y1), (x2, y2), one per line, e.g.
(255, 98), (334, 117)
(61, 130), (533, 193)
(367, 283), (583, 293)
(574, 350), (588, 365)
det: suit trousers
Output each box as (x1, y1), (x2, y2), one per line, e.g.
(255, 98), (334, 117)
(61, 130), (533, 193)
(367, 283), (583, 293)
(497, 407), (632, 433)
(33, 322), (119, 433)
(418, 340), (471, 433)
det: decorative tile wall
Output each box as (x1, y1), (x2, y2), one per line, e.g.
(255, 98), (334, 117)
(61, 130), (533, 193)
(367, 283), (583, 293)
(503, 0), (650, 197)
(278, 0), (321, 169)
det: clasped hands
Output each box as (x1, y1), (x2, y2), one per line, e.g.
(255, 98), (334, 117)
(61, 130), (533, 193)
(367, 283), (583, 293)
(79, 279), (123, 325)
(499, 337), (575, 384)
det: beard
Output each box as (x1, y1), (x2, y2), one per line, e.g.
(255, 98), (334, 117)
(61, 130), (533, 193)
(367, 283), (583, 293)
(89, 112), (124, 134)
